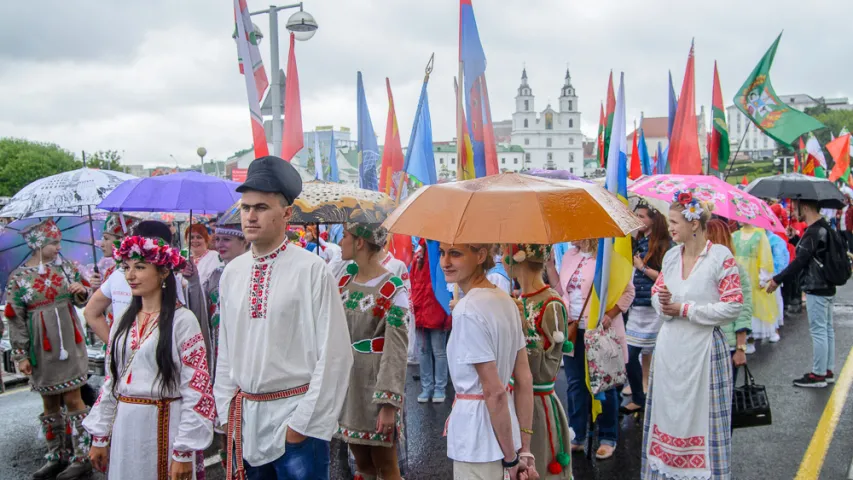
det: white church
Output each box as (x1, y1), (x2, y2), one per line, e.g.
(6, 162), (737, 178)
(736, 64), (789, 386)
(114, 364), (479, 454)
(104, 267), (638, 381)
(510, 68), (585, 175)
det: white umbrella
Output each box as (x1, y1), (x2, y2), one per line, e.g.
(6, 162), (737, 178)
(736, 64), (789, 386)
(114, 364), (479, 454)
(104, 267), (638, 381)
(0, 168), (136, 219)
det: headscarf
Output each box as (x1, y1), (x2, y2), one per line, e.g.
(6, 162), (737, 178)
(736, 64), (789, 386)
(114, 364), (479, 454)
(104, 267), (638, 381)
(21, 219), (62, 274)
(770, 203), (789, 228)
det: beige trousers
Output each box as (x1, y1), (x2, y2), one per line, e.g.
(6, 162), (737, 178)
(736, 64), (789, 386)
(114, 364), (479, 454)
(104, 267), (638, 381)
(453, 460), (507, 479)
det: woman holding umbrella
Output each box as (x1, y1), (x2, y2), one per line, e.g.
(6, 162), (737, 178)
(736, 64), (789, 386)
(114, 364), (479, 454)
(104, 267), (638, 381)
(4, 219), (93, 480)
(185, 224), (222, 288)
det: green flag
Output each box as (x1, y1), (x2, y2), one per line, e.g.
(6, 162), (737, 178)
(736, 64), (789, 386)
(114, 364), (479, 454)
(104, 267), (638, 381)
(733, 33), (824, 146)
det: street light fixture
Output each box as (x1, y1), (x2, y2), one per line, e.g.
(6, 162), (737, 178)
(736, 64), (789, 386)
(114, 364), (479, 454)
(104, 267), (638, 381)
(197, 147), (207, 175)
(246, 3), (318, 157)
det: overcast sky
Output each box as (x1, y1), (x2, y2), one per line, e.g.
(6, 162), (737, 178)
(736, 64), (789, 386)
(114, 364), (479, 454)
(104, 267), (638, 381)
(0, 0), (847, 168)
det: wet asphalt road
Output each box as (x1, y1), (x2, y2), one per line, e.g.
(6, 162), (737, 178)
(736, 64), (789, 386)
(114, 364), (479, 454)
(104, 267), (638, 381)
(3, 286), (853, 479)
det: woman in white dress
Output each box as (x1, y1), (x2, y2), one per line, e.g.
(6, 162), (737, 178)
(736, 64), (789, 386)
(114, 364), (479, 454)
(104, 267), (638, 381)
(186, 224), (223, 288)
(641, 191), (743, 480)
(84, 235), (214, 480)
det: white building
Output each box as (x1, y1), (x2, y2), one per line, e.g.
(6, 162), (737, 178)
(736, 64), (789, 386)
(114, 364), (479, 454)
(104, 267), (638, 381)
(726, 94), (852, 160)
(510, 68), (585, 175)
(430, 141), (525, 179)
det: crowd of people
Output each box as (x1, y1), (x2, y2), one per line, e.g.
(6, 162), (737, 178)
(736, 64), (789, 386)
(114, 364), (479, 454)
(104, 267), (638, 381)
(1, 156), (844, 480)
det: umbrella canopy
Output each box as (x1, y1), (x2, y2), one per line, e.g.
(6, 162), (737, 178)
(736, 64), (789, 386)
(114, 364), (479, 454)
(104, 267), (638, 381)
(382, 172), (643, 244)
(97, 171), (241, 214)
(0, 216), (105, 289)
(219, 181), (397, 225)
(630, 175), (784, 233)
(0, 168), (136, 219)
(591, 175), (670, 216)
(745, 173), (846, 209)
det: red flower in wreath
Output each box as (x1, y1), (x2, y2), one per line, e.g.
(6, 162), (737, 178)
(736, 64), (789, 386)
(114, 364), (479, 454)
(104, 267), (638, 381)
(676, 191), (693, 206)
(373, 296), (392, 318)
(33, 273), (63, 302)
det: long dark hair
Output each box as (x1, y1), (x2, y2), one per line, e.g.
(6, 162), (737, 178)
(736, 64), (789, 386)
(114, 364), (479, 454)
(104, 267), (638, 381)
(109, 265), (179, 398)
(637, 206), (670, 270)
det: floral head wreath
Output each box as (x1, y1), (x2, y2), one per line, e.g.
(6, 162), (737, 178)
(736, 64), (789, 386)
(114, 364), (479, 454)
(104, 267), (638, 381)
(673, 190), (705, 222)
(345, 223), (388, 247)
(113, 235), (188, 271)
(505, 244), (551, 265)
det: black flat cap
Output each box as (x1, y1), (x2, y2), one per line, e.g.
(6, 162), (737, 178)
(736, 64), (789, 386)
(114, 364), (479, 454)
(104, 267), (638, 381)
(236, 155), (303, 205)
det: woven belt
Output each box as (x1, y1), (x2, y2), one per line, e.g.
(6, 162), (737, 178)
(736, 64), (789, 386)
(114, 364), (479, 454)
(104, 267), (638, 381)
(443, 385), (511, 436)
(226, 384), (310, 480)
(508, 378), (556, 396)
(118, 396), (180, 479)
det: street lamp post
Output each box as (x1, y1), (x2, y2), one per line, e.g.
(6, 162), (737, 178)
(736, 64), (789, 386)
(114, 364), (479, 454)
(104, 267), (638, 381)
(248, 3), (318, 157)
(197, 147), (207, 174)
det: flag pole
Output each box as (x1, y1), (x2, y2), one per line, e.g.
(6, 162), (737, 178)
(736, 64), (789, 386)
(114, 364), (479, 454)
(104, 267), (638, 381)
(82, 151), (100, 275)
(396, 53), (434, 203)
(723, 122), (751, 181)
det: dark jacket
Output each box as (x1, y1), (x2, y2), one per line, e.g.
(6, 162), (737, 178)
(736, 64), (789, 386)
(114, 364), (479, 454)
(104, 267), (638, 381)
(632, 236), (655, 307)
(774, 218), (835, 296)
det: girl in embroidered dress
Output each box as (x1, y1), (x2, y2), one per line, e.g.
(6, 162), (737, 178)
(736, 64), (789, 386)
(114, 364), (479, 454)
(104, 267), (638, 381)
(84, 236), (214, 480)
(503, 243), (574, 479)
(641, 191), (743, 480)
(5, 219), (93, 480)
(335, 223), (409, 480)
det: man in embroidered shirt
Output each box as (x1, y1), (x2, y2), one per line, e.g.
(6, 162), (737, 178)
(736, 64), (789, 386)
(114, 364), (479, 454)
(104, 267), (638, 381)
(213, 156), (353, 480)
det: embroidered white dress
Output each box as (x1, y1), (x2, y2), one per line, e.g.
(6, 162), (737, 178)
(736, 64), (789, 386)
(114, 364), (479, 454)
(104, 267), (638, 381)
(193, 251), (223, 291)
(642, 242), (743, 480)
(213, 241), (353, 467)
(83, 308), (215, 480)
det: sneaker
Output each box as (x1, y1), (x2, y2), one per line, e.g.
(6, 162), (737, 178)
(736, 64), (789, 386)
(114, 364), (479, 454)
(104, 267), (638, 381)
(432, 392), (446, 403)
(826, 371), (836, 384)
(745, 343), (756, 355)
(793, 373), (827, 388)
(417, 391), (431, 403)
(769, 332), (780, 343)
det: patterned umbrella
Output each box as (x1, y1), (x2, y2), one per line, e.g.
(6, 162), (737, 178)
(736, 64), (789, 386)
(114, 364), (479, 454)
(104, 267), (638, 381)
(0, 168), (136, 219)
(630, 174), (784, 233)
(219, 181), (397, 225)
(0, 216), (105, 292)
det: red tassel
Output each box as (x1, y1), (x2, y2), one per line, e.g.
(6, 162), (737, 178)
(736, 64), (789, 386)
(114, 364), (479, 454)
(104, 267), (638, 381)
(126, 371), (132, 384)
(45, 429), (55, 441)
(72, 316), (83, 344)
(548, 460), (563, 474)
(66, 423), (72, 435)
(41, 315), (52, 352)
(4, 303), (15, 319)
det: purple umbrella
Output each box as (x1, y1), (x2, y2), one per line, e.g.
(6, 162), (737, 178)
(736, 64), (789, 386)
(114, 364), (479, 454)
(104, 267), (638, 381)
(525, 169), (589, 182)
(97, 171), (241, 214)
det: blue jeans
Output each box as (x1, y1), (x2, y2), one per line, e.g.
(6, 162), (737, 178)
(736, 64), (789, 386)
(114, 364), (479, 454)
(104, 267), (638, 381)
(563, 329), (619, 447)
(626, 345), (646, 406)
(244, 436), (330, 480)
(419, 328), (448, 395)
(805, 294), (835, 376)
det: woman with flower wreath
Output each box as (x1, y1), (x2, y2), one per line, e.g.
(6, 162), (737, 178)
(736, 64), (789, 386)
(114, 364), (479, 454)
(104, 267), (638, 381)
(641, 191), (743, 480)
(503, 243), (574, 479)
(5, 218), (93, 480)
(335, 223), (409, 480)
(84, 235), (214, 480)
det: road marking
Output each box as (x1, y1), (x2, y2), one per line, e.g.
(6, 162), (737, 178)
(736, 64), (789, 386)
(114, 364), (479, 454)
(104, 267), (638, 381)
(796, 346), (853, 480)
(0, 384), (31, 397)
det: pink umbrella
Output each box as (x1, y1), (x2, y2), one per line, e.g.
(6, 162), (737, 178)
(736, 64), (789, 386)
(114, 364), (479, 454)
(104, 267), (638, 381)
(629, 174), (784, 233)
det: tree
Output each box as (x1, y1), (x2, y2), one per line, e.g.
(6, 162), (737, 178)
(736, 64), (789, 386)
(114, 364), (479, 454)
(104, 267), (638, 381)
(85, 150), (128, 172)
(0, 138), (81, 196)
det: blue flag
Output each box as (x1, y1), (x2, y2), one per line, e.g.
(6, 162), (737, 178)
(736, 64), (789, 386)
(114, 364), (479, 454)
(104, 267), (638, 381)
(404, 81), (437, 187)
(639, 121), (652, 176)
(329, 129), (340, 182)
(656, 141), (664, 174)
(357, 72), (380, 191)
(668, 70), (678, 142)
(427, 240), (452, 314)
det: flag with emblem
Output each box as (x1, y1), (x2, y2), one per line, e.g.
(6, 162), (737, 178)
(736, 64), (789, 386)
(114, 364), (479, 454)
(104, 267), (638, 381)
(803, 132), (827, 178)
(710, 61), (730, 172)
(233, 0), (269, 158)
(828, 129), (851, 183)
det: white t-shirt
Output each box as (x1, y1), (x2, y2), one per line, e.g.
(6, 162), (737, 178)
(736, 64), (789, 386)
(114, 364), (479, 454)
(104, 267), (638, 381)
(100, 270), (187, 328)
(487, 273), (512, 296)
(445, 287), (525, 463)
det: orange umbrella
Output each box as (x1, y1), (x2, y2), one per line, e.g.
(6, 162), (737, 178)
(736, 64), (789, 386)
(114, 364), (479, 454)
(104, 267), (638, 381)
(382, 173), (642, 244)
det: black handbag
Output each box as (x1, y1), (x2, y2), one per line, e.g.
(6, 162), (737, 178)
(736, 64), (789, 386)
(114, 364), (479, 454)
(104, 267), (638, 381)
(732, 365), (772, 429)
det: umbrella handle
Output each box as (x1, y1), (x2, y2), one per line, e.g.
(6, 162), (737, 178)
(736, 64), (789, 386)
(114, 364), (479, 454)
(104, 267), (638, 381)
(86, 206), (99, 274)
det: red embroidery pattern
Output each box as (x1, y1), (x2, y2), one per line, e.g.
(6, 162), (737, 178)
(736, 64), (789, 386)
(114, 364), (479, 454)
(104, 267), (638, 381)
(718, 273), (744, 303)
(722, 257), (737, 270)
(249, 243), (287, 319)
(172, 450), (194, 461)
(183, 347), (208, 372)
(33, 272), (63, 302)
(651, 271), (666, 295)
(649, 425), (707, 470)
(91, 434), (110, 447)
(181, 345), (216, 421)
(180, 333), (204, 353)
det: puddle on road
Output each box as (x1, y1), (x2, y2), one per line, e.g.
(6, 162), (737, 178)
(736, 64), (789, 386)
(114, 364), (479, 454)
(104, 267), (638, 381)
(834, 304), (853, 326)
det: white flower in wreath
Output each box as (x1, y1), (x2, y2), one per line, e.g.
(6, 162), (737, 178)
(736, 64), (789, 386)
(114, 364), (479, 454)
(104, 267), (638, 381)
(683, 203), (704, 221)
(512, 250), (527, 263)
(142, 237), (159, 251)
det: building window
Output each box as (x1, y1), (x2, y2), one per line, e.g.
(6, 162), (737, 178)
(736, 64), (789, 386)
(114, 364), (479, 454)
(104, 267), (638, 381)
(569, 100), (573, 111)
(514, 158), (519, 164)
(439, 158), (444, 164)
(737, 115), (741, 133)
(524, 138), (530, 145)
(524, 119), (529, 128)
(570, 153), (574, 161)
(547, 153), (553, 161)
(501, 157), (506, 164)
(570, 167), (575, 174)
(569, 119), (574, 128)
(546, 138), (552, 147)
(525, 153), (530, 163)
(451, 157), (456, 164)
(545, 112), (554, 130)
(524, 99), (529, 111)
(763, 137), (769, 148)
(745, 139), (750, 149)
(569, 137), (574, 145)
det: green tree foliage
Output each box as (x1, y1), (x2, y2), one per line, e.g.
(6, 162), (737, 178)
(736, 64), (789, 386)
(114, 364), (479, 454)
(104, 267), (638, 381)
(0, 138), (81, 196)
(85, 150), (128, 172)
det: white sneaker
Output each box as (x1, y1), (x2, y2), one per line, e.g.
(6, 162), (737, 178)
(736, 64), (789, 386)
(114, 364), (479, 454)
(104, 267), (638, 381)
(769, 332), (781, 343)
(745, 344), (756, 355)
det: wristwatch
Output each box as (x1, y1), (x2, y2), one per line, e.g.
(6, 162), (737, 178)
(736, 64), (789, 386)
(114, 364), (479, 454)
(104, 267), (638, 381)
(736, 344), (748, 352)
(502, 453), (520, 469)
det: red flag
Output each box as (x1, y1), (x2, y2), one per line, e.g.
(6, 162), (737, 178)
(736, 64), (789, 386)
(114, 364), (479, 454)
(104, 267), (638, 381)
(597, 102), (606, 167)
(281, 33), (303, 161)
(603, 73), (616, 165)
(629, 124), (642, 180)
(652, 149), (659, 175)
(234, 0), (269, 158)
(828, 134), (851, 182)
(380, 78), (405, 198)
(669, 41), (702, 174)
(741, 175), (749, 186)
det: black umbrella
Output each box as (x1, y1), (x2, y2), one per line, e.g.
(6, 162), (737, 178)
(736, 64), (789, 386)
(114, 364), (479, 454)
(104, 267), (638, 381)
(745, 173), (846, 209)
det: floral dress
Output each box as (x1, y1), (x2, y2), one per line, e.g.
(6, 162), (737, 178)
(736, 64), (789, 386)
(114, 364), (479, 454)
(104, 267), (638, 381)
(4, 260), (90, 394)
